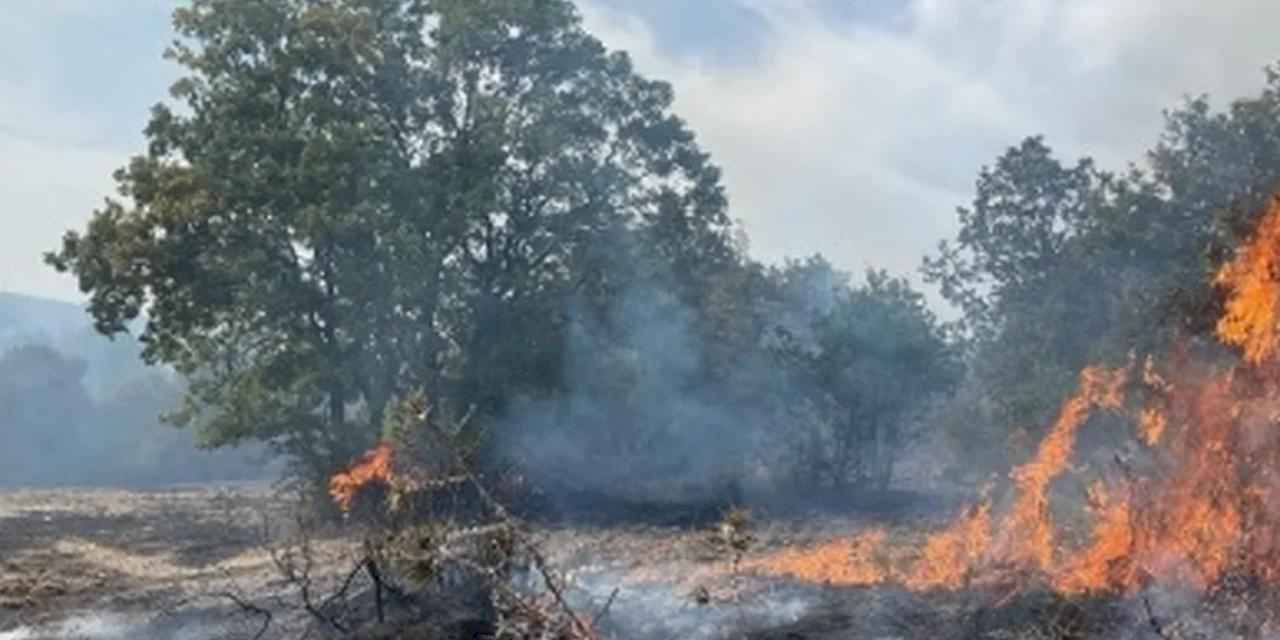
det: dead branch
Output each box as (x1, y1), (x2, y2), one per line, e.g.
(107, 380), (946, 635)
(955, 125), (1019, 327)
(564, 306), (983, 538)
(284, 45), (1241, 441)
(220, 591), (273, 640)
(266, 508), (359, 635)
(1141, 594), (1172, 640)
(591, 588), (620, 628)
(417, 402), (600, 639)
(362, 540), (387, 624)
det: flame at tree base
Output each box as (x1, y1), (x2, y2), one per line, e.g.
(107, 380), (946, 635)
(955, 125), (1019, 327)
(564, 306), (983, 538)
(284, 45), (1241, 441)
(329, 441), (398, 513)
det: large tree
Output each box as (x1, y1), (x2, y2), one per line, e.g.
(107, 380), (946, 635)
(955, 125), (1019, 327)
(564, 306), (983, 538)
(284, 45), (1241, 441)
(47, 0), (735, 479)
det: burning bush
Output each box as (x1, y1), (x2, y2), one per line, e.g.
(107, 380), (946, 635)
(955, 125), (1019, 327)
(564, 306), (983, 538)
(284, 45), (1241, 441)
(736, 195), (1280, 633)
(317, 392), (607, 639)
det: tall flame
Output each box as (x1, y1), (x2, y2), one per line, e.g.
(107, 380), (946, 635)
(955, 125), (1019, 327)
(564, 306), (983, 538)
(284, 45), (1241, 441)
(1216, 195), (1280, 365)
(747, 195), (1280, 597)
(997, 365), (1129, 574)
(901, 500), (992, 590)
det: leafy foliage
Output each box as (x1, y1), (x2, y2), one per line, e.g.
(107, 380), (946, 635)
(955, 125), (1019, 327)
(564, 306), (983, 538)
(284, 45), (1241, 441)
(44, 0), (961, 497)
(46, 0), (735, 481)
(925, 63), (1280, 455)
(767, 259), (960, 488)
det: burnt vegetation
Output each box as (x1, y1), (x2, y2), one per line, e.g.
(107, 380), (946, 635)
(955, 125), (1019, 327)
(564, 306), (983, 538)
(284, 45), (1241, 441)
(17, 0), (1280, 638)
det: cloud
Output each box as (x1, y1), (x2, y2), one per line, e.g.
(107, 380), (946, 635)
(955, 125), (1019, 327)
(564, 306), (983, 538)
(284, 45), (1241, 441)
(4, 0), (1280, 307)
(0, 3), (176, 301)
(577, 0), (1280, 305)
(0, 132), (123, 298)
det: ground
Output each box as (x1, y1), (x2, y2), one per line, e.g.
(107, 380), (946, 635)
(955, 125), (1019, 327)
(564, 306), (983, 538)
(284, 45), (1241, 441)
(0, 483), (962, 638)
(3, 483), (1237, 639)
(0, 483), (359, 638)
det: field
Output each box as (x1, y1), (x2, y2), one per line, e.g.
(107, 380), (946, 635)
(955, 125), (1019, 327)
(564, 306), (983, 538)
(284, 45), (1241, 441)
(0, 482), (965, 639)
(0, 483), (353, 638)
(3, 482), (1257, 639)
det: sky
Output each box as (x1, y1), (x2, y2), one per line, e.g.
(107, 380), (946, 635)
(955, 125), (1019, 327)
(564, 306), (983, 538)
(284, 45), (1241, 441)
(4, 1), (1280, 308)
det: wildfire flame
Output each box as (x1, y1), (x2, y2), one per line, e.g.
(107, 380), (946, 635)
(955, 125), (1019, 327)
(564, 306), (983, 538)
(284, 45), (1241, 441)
(1216, 196), (1280, 366)
(331, 197), (1280, 601)
(749, 195), (1280, 597)
(329, 441), (397, 513)
(901, 500), (991, 590)
(744, 528), (890, 586)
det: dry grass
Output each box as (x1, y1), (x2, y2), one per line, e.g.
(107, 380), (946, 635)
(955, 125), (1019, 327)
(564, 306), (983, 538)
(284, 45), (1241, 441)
(8, 483), (1263, 639)
(0, 483), (353, 631)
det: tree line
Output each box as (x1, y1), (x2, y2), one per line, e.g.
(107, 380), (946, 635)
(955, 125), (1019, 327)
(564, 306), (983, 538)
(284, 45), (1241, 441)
(0, 342), (266, 486)
(42, 0), (1280, 496)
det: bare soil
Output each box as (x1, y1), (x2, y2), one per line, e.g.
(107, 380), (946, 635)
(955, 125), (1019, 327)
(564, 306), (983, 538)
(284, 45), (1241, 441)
(0, 483), (962, 638)
(0, 483), (360, 637)
(6, 483), (1206, 639)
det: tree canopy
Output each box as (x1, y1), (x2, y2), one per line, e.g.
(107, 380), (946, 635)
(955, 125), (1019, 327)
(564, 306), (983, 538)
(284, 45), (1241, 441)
(47, 0), (740, 479)
(924, 64), (1280, 454)
(46, 0), (962, 494)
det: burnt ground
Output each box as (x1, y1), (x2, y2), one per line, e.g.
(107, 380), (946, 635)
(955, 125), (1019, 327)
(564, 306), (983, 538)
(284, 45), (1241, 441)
(0, 481), (973, 639)
(0, 483), (362, 638)
(1, 482), (1252, 639)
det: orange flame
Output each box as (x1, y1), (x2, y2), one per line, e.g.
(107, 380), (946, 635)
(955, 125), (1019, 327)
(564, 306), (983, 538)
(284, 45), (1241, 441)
(996, 365), (1129, 573)
(329, 441), (397, 513)
(748, 195), (1280, 597)
(1051, 482), (1135, 594)
(901, 500), (992, 590)
(744, 528), (889, 586)
(1216, 196), (1280, 365)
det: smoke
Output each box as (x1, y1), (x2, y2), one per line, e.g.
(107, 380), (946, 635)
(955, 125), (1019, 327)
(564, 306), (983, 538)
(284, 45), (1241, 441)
(497, 282), (773, 504)
(0, 293), (274, 488)
(0, 610), (232, 640)
(514, 567), (814, 640)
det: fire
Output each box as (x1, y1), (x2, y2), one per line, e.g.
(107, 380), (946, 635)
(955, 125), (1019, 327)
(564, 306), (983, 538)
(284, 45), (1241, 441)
(996, 365), (1129, 574)
(323, 197), (1280, 601)
(1216, 195), (1280, 365)
(901, 500), (991, 590)
(743, 528), (889, 586)
(1051, 482), (1135, 594)
(329, 441), (397, 513)
(746, 195), (1280, 598)
(1137, 407), (1166, 447)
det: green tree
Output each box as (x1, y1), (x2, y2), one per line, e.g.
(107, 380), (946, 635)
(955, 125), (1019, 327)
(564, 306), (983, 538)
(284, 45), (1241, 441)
(922, 136), (1105, 342)
(925, 65), (1280, 438)
(920, 137), (1104, 428)
(769, 258), (960, 490)
(46, 0), (735, 481)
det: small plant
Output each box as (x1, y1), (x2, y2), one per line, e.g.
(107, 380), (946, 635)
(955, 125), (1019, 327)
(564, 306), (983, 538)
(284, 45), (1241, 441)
(713, 505), (755, 572)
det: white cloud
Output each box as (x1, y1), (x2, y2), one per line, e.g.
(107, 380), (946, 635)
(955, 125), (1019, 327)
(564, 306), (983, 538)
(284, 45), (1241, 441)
(0, 132), (121, 298)
(578, 0), (1280, 304)
(5, 0), (1280, 307)
(0, 3), (175, 301)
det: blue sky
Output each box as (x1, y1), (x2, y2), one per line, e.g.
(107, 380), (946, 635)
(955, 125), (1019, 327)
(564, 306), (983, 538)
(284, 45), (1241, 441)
(5, 1), (1280, 307)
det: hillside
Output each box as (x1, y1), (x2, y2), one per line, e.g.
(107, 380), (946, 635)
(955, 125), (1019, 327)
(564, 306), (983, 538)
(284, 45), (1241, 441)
(0, 291), (271, 487)
(0, 291), (148, 398)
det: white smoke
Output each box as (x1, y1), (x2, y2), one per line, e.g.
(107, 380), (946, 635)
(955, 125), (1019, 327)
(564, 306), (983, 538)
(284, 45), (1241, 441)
(0, 610), (234, 640)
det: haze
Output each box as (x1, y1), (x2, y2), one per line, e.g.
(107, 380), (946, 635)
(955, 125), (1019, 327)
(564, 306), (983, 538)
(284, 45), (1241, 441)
(6, 0), (1280, 306)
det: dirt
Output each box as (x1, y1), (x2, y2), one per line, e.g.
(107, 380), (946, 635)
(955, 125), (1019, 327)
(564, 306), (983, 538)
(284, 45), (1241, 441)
(0, 482), (965, 638)
(7, 482), (1187, 639)
(0, 483), (361, 637)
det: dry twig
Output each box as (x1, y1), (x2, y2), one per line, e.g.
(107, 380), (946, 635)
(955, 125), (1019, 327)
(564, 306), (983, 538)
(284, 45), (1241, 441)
(220, 590), (274, 640)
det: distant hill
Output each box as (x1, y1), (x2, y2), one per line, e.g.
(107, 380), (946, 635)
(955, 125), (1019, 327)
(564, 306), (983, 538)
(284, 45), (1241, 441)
(0, 291), (148, 398)
(0, 290), (274, 487)
(0, 291), (87, 345)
